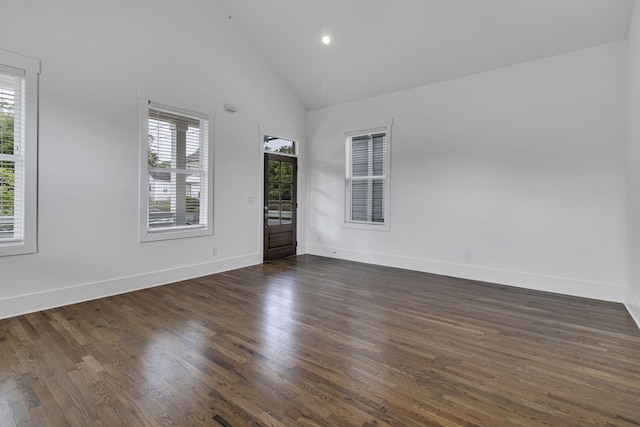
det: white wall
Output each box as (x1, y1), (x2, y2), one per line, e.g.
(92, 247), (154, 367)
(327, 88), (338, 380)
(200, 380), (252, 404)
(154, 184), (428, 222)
(0, 0), (307, 318)
(627, 2), (640, 327)
(0, 1), (633, 322)
(307, 41), (628, 302)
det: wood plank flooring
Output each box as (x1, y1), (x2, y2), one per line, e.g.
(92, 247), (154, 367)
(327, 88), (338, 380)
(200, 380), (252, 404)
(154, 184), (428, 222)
(1, 255), (640, 426)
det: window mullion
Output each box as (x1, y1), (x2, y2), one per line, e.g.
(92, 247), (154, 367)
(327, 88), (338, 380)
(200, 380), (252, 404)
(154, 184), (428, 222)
(367, 137), (373, 222)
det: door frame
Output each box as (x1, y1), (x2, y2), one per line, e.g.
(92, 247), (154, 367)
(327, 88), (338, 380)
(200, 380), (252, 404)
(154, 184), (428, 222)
(258, 129), (301, 261)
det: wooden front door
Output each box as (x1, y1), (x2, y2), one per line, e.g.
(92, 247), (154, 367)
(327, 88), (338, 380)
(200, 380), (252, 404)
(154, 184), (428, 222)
(264, 153), (297, 261)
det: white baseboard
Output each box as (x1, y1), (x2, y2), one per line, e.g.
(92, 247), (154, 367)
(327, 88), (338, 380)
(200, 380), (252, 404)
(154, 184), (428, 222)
(626, 288), (640, 330)
(5, 247), (634, 330)
(0, 253), (261, 320)
(305, 245), (626, 303)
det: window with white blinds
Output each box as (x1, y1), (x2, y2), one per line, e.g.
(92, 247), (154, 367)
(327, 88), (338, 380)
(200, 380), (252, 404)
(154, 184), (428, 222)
(345, 126), (390, 230)
(0, 50), (39, 256)
(139, 101), (212, 242)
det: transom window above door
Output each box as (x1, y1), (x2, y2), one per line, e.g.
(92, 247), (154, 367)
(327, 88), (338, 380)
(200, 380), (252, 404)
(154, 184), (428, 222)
(264, 136), (295, 156)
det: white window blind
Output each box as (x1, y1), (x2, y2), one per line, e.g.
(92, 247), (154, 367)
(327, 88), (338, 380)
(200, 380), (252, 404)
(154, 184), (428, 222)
(145, 102), (210, 236)
(0, 66), (26, 244)
(345, 128), (388, 226)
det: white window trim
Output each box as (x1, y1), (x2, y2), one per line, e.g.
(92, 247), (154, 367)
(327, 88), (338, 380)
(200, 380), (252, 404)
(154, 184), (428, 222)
(344, 122), (391, 232)
(0, 49), (40, 257)
(138, 96), (214, 242)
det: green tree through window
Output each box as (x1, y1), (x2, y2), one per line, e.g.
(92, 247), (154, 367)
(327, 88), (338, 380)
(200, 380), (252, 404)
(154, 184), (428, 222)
(0, 101), (14, 218)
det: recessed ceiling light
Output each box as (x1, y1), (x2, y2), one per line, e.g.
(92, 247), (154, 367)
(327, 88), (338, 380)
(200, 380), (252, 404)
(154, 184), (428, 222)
(321, 35), (331, 45)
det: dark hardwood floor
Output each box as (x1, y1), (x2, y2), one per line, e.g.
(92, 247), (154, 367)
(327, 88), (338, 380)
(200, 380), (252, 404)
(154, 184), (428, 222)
(1, 255), (640, 426)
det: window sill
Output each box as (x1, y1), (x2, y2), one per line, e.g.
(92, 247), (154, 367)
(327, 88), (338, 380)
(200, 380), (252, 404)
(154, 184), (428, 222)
(343, 221), (390, 232)
(139, 225), (212, 243)
(0, 240), (37, 257)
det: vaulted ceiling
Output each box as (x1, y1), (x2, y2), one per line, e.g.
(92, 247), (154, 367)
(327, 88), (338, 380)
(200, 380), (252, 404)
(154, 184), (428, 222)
(216, 0), (635, 111)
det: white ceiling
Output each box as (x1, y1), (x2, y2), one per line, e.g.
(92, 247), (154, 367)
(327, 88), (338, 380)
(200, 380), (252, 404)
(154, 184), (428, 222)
(216, 0), (635, 111)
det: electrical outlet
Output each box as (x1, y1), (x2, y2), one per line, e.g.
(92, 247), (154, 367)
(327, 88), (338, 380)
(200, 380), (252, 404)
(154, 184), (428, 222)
(247, 196), (254, 204)
(464, 250), (471, 260)
(212, 247), (218, 256)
